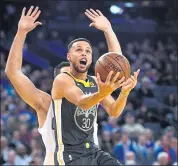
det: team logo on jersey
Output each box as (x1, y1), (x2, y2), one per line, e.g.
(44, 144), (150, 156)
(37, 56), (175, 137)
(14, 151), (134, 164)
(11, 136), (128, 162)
(74, 105), (97, 132)
(89, 82), (96, 87)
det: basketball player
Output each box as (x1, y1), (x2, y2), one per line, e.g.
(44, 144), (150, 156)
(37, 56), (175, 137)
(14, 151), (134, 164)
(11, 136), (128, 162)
(5, 6), (70, 165)
(51, 9), (140, 165)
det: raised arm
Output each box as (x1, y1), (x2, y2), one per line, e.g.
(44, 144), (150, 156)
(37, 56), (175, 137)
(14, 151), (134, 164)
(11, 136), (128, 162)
(5, 6), (50, 112)
(85, 9), (140, 117)
(85, 9), (122, 54)
(52, 72), (124, 110)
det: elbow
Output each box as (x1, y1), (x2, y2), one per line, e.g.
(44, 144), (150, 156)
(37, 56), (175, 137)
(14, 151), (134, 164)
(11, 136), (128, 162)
(5, 67), (19, 78)
(4, 67), (13, 77)
(110, 113), (120, 118)
(4, 67), (10, 76)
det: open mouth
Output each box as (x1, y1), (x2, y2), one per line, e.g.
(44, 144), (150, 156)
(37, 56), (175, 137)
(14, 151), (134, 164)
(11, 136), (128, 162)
(79, 59), (87, 65)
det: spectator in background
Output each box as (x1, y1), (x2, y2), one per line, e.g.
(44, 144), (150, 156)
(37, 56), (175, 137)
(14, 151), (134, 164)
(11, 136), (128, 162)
(136, 76), (154, 99)
(135, 134), (149, 164)
(136, 104), (150, 125)
(171, 137), (177, 157)
(19, 124), (31, 147)
(155, 135), (177, 164)
(157, 63), (175, 85)
(113, 131), (137, 164)
(164, 126), (175, 138)
(100, 130), (114, 156)
(102, 116), (119, 133)
(125, 151), (136, 165)
(11, 130), (21, 147)
(1, 136), (9, 161)
(30, 139), (43, 159)
(122, 112), (145, 140)
(145, 69), (159, 84)
(111, 128), (122, 146)
(31, 128), (42, 144)
(164, 93), (177, 107)
(123, 102), (134, 114)
(144, 128), (155, 162)
(157, 152), (169, 166)
(32, 156), (43, 165)
(3, 150), (17, 165)
(15, 144), (32, 165)
(144, 128), (155, 150)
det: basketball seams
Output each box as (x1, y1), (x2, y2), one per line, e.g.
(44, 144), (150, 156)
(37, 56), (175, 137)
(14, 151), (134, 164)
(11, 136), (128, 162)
(97, 60), (110, 74)
(107, 54), (126, 78)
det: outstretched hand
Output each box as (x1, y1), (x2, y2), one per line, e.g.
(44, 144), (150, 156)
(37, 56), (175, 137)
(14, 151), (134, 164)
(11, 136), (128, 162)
(121, 69), (140, 93)
(85, 9), (112, 32)
(96, 71), (125, 97)
(18, 6), (42, 34)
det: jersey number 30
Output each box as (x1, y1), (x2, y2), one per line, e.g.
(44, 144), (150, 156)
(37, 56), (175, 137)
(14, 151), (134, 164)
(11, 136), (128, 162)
(82, 118), (91, 129)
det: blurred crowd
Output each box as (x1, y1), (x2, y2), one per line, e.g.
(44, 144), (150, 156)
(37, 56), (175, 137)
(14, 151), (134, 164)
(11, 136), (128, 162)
(1, 3), (178, 166)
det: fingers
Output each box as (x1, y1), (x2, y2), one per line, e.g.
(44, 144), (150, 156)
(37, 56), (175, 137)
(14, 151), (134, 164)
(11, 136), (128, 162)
(134, 69), (140, 79)
(33, 10), (41, 21)
(115, 76), (125, 87)
(89, 23), (95, 27)
(34, 21), (42, 27)
(123, 78), (134, 87)
(96, 9), (103, 16)
(21, 7), (26, 17)
(27, 6), (34, 16)
(96, 73), (102, 84)
(31, 6), (39, 17)
(85, 9), (96, 18)
(84, 11), (95, 22)
(131, 75), (135, 82)
(111, 72), (120, 83)
(89, 9), (99, 17)
(106, 71), (113, 83)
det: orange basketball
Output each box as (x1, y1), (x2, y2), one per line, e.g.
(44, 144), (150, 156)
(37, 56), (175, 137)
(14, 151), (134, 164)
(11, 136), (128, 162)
(95, 52), (131, 82)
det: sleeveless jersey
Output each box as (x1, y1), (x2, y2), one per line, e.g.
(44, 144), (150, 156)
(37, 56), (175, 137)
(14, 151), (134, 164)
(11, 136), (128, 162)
(38, 102), (56, 165)
(53, 72), (99, 165)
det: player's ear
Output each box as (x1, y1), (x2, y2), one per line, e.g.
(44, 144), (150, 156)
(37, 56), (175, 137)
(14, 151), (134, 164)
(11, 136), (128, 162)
(67, 53), (71, 61)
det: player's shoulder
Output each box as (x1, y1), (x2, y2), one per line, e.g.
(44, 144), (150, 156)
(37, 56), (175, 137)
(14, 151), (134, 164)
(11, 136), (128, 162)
(54, 72), (75, 85)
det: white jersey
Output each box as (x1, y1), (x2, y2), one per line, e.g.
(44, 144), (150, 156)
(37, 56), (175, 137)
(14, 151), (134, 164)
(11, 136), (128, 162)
(38, 102), (56, 165)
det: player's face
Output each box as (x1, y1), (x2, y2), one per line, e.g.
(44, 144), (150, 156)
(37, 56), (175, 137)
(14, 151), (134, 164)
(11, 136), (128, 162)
(67, 41), (92, 73)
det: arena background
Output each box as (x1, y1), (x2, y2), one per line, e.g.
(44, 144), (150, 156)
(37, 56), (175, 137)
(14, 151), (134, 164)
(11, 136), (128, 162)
(1, 0), (177, 165)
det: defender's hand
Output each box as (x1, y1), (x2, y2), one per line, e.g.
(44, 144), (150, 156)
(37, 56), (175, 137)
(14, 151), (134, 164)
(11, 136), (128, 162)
(85, 9), (112, 32)
(18, 6), (42, 34)
(97, 71), (125, 97)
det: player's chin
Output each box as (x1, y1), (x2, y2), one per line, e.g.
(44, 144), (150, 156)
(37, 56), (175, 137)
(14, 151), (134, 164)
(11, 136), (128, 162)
(77, 68), (88, 73)
(77, 64), (90, 73)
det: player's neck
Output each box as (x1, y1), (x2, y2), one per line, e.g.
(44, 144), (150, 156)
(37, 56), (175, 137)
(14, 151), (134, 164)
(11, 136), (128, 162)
(69, 69), (87, 81)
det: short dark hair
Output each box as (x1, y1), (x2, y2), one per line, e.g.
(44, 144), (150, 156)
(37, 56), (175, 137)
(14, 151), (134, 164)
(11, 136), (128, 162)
(68, 38), (92, 50)
(54, 61), (70, 78)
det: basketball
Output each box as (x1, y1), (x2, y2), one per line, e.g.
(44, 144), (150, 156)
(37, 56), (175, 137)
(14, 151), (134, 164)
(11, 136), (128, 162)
(95, 52), (131, 82)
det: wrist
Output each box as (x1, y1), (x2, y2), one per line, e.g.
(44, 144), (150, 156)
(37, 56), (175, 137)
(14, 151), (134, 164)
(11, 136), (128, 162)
(103, 26), (113, 33)
(97, 90), (108, 99)
(17, 29), (28, 36)
(121, 89), (130, 97)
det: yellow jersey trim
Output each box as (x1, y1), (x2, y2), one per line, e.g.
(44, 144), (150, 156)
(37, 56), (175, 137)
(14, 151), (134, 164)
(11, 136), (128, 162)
(67, 72), (90, 87)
